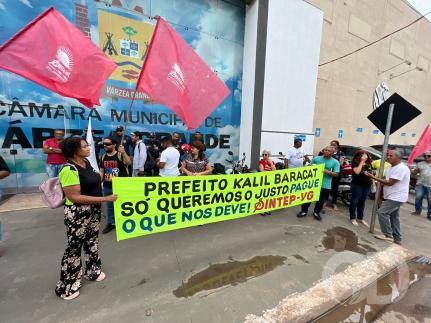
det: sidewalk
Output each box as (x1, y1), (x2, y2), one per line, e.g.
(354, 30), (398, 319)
(0, 197), (430, 322)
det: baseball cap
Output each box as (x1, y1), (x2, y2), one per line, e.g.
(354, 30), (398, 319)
(149, 132), (156, 137)
(116, 126), (124, 131)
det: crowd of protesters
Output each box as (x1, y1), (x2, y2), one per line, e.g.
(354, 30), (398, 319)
(37, 127), (425, 300)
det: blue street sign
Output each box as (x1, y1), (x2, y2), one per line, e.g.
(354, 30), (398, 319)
(372, 130), (379, 134)
(412, 133), (416, 137)
(356, 128), (363, 133)
(315, 128), (321, 137)
(338, 129), (343, 139)
(401, 133), (406, 137)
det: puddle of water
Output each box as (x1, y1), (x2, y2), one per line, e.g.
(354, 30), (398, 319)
(313, 258), (431, 323)
(292, 254), (310, 264)
(173, 255), (287, 298)
(322, 227), (377, 255)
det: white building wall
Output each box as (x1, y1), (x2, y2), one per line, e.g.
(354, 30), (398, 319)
(261, 0), (323, 157)
(239, 0), (259, 166)
(240, 0), (323, 166)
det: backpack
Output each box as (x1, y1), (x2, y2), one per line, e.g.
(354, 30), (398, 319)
(39, 163), (78, 209)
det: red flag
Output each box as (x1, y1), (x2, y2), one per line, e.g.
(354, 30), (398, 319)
(135, 17), (230, 129)
(0, 7), (116, 108)
(408, 125), (431, 164)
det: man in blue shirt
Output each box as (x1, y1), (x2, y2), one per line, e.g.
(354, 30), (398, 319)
(297, 146), (340, 221)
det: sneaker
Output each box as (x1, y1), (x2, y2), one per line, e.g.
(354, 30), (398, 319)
(313, 213), (322, 221)
(411, 211), (421, 216)
(374, 234), (394, 242)
(351, 219), (358, 226)
(102, 223), (115, 234)
(393, 240), (402, 246)
(62, 291), (80, 300)
(96, 272), (106, 282)
(357, 219), (369, 227)
(296, 212), (307, 218)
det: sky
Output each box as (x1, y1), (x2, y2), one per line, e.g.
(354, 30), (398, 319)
(407, 0), (431, 18)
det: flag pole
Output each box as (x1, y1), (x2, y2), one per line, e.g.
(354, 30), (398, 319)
(121, 16), (161, 145)
(370, 103), (395, 233)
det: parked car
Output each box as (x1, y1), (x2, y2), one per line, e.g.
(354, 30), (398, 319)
(370, 144), (424, 163)
(340, 145), (417, 190)
(339, 145), (382, 162)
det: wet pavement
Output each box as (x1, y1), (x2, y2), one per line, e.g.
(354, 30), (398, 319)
(314, 258), (431, 323)
(1, 199), (431, 322)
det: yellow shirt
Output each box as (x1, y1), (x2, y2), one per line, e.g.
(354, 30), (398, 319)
(371, 159), (391, 177)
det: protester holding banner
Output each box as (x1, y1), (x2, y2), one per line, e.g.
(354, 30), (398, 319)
(181, 141), (212, 176)
(55, 136), (117, 300)
(297, 146), (340, 221)
(158, 137), (180, 177)
(349, 150), (373, 227)
(132, 132), (147, 177)
(43, 129), (66, 178)
(328, 140), (345, 211)
(99, 137), (131, 234)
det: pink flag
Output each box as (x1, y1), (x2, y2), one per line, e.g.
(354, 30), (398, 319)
(0, 7), (116, 108)
(135, 17), (230, 129)
(408, 125), (431, 164)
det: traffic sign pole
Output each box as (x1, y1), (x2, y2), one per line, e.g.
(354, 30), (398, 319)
(370, 103), (394, 233)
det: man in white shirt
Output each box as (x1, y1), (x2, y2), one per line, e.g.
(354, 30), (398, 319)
(158, 137), (180, 177)
(366, 150), (410, 245)
(132, 132), (147, 177)
(286, 139), (309, 168)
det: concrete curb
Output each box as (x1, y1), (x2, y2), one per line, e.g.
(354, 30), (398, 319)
(244, 245), (416, 323)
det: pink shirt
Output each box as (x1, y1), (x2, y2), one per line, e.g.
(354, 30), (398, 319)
(44, 138), (66, 165)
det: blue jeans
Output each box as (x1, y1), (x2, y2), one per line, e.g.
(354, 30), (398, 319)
(46, 164), (64, 178)
(378, 199), (403, 242)
(349, 183), (371, 220)
(415, 184), (431, 216)
(103, 184), (115, 225)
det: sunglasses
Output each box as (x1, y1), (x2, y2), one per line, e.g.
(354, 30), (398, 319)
(425, 155), (431, 157)
(103, 142), (114, 146)
(262, 153), (268, 156)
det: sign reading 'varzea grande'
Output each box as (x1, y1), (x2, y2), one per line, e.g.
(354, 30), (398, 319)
(112, 165), (324, 241)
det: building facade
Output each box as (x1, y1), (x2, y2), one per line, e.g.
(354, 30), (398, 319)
(308, 0), (431, 151)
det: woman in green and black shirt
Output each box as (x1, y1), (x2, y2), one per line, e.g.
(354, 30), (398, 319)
(55, 137), (117, 300)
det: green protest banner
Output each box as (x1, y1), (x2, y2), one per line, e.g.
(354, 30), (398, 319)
(112, 164), (324, 241)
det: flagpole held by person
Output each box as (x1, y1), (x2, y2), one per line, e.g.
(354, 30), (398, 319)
(0, 7), (116, 108)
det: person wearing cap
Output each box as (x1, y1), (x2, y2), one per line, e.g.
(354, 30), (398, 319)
(111, 126), (133, 157)
(411, 150), (431, 219)
(145, 132), (163, 176)
(286, 138), (309, 168)
(131, 132), (147, 177)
